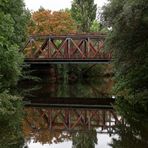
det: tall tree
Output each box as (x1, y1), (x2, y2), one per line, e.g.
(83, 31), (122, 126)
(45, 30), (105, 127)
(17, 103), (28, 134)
(102, 0), (148, 110)
(71, 0), (97, 32)
(0, 1), (30, 146)
(0, 0), (30, 89)
(0, 0), (30, 47)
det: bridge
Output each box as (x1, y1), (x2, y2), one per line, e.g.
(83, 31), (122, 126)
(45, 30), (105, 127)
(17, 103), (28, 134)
(24, 97), (114, 108)
(23, 107), (122, 139)
(22, 34), (112, 64)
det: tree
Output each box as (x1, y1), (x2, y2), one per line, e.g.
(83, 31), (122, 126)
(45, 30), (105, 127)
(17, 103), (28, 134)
(0, 0), (30, 47)
(72, 130), (97, 148)
(71, 0), (97, 32)
(0, 0), (29, 90)
(109, 97), (148, 148)
(28, 9), (77, 35)
(0, 0), (30, 146)
(27, 9), (77, 83)
(0, 92), (24, 148)
(22, 108), (71, 145)
(90, 20), (101, 32)
(102, 0), (148, 110)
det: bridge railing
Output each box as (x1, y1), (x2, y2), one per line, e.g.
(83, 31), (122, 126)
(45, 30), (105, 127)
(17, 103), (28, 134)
(22, 34), (112, 60)
(24, 107), (121, 133)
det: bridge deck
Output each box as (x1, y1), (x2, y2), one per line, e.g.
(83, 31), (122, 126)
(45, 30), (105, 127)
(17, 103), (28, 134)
(23, 97), (115, 108)
(24, 58), (112, 64)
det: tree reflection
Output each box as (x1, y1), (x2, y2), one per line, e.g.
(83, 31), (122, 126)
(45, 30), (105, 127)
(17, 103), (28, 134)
(110, 97), (148, 148)
(22, 108), (71, 145)
(23, 107), (120, 146)
(57, 75), (113, 98)
(0, 92), (24, 148)
(24, 76), (113, 99)
(72, 130), (97, 148)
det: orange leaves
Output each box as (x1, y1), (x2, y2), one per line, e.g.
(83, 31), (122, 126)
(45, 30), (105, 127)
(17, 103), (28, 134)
(28, 10), (77, 35)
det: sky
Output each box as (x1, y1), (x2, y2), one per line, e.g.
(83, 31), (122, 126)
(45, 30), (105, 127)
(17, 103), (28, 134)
(27, 134), (117, 148)
(24, 0), (108, 11)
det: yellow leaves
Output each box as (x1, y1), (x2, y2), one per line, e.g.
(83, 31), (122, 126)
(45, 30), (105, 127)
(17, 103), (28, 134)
(28, 9), (77, 35)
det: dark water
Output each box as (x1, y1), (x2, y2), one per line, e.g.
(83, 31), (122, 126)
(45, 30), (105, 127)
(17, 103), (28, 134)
(23, 107), (120, 148)
(1, 63), (142, 148)
(22, 76), (117, 148)
(20, 72), (148, 148)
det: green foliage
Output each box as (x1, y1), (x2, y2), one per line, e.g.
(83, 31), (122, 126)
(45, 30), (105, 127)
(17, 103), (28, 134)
(102, 0), (148, 106)
(110, 122), (148, 148)
(0, 91), (22, 124)
(115, 97), (148, 121)
(0, 38), (23, 90)
(0, 91), (24, 148)
(0, 0), (30, 90)
(90, 20), (101, 32)
(72, 130), (97, 148)
(71, 0), (97, 32)
(0, 1), (30, 146)
(90, 20), (109, 33)
(110, 97), (148, 148)
(0, 0), (30, 47)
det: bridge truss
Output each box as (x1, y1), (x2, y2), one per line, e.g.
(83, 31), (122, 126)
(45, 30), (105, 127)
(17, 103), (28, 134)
(22, 34), (112, 63)
(24, 107), (121, 134)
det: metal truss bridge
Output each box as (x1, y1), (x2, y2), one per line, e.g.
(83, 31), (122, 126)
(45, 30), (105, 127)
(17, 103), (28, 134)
(24, 107), (122, 135)
(22, 34), (112, 64)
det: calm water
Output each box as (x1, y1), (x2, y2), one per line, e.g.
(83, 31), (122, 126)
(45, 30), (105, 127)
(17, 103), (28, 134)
(22, 76), (117, 148)
(0, 64), (147, 147)
(23, 106), (120, 148)
(20, 71), (148, 148)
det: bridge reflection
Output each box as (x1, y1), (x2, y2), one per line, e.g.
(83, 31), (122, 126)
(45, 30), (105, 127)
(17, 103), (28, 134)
(23, 107), (122, 144)
(22, 77), (114, 108)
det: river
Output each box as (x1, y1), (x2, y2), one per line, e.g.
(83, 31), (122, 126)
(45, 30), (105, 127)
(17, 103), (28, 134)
(10, 65), (148, 147)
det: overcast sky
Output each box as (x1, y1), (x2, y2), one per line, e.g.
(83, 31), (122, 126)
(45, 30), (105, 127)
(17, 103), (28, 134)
(24, 0), (108, 11)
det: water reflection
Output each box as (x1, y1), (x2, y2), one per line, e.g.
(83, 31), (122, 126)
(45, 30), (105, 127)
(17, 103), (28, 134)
(21, 77), (113, 99)
(1, 63), (147, 148)
(110, 123), (148, 148)
(0, 93), (24, 148)
(21, 75), (114, 108)
(23, 107), (121, 147)
(110, 98), (148, 148)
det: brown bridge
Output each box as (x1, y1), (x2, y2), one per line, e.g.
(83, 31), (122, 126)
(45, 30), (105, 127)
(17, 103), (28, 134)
(24, 107), (122, 135)
(22, 34), (112, 64)
(23, 107), (122, 145)
(24, 97), (114, 108)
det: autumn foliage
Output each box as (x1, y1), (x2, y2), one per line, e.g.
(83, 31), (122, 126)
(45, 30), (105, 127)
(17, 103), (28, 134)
(22, 108), (71, 144)
(28, 9), (77, 35)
